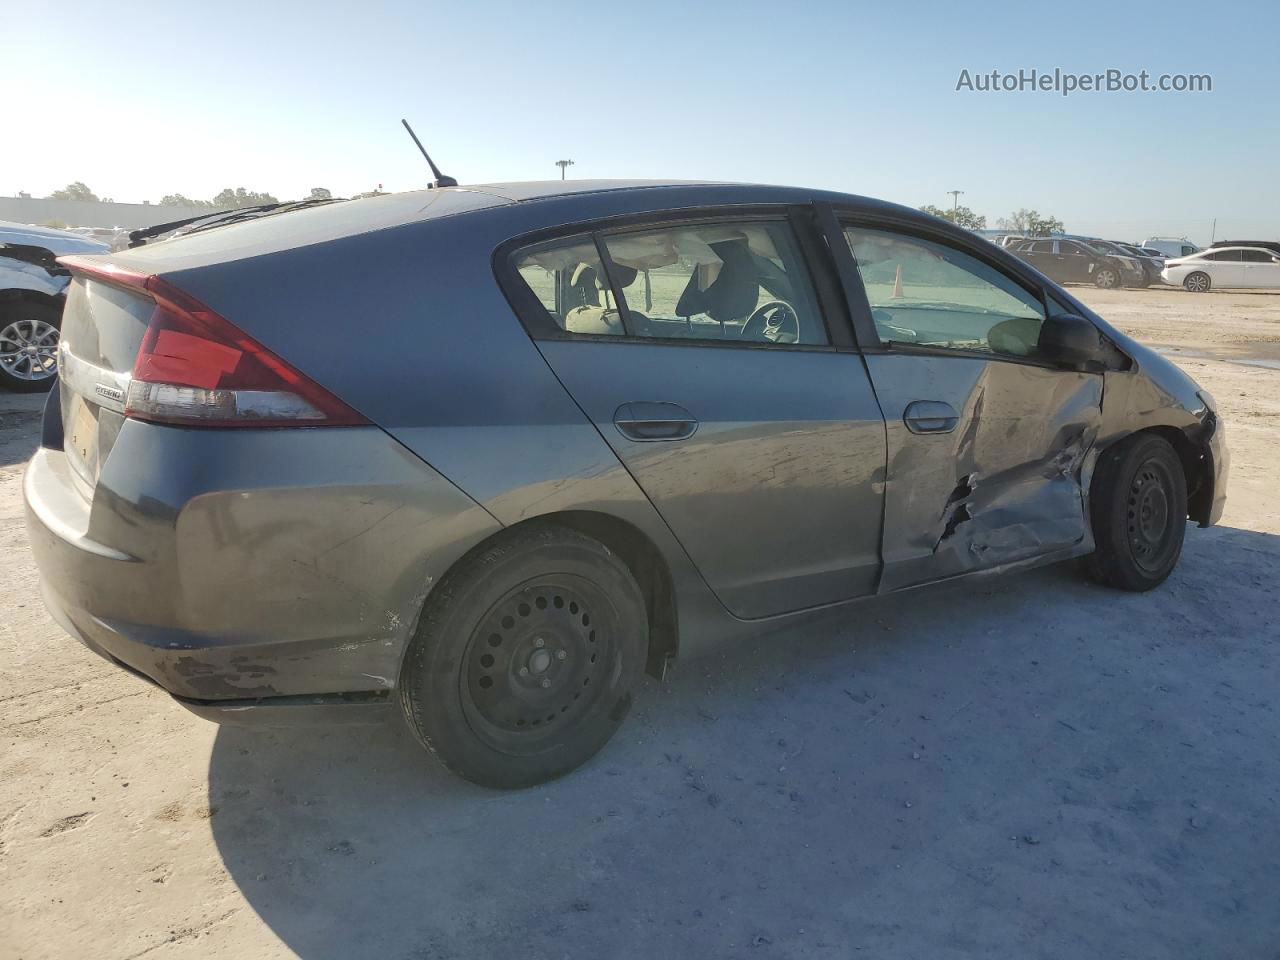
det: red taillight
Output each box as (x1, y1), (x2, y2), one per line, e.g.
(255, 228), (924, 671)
(58, 257), (368, 428)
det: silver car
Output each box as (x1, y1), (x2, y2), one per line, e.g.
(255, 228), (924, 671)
(25, 181), (1227, 787)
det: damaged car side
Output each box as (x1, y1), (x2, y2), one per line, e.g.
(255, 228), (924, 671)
(1, 221), (109, 392)
(23, 182), (1227, 788)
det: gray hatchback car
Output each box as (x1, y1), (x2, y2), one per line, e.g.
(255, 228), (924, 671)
(26, 181), (1227, 787)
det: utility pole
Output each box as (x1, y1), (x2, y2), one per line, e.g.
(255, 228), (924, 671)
(947, 189), (964, 212)
(556, 160), (574, 180)
(1210, 218), (1217, 243)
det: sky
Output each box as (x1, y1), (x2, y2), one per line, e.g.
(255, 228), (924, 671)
(3, 0), (1277, 244)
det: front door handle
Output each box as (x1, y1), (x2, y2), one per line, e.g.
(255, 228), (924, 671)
(903, 400), (959, 434)
(613, 402), (699, 442)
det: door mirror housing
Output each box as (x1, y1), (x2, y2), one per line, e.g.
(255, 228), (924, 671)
(1039, 313), (1106, 368)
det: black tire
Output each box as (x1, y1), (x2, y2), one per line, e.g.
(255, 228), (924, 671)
(1083, 433), (1187, 591)
(1184, 271), (1211, 293)
(0, 300), (61, 392)
(1094, 266), (1120, 289)
(399, 523), (647, 789)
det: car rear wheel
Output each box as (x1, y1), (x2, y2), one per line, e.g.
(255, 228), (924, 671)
(1184, 272), (1211, 293)
(1093, 267), (1120, 289)
(399, 523), (647, 788)
(1083, 433), (1187, 591)
(0, 302), (61, 392)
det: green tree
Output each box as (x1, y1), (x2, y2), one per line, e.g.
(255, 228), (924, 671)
(920, 203), (987, 230)
(49, 182), (99, 202)
(308, 187), (333, 200)
(996, 208), (1064, 237)
(211, 187), (280, 209)
(159, 193), (214, 209)
(1026, 211), (1064, 237)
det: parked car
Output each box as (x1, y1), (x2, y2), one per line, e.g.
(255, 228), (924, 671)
(1209, 240), (1280, 258)
(1008, 237), (1144, 288)
(0, 221), (108, 392)
(1142, 236), (1201, 259)
(1113, 242), (1167, 286)
(1163, 245), (1280, 291)
(68, 225), (130, 251)
(26, 181), (1227, 787)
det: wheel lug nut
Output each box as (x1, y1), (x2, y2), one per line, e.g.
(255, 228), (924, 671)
(533, 637), (545, 648)
(540, 678), (551, 688)
(556, 650), (567, 661)
(518, 666), (529, 677)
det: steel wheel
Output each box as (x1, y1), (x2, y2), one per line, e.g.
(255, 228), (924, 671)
(0, 316), (59, 383)
(461, 576), (616, 749)
(1083, 433), (1187, 591)
(1094, 268), (1119, 289)
(399, 523), (647, 788)
(1126, 457), (1178, 574)
(1184, 272), (1211, 293)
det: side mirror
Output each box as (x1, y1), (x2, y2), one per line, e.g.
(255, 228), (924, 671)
(1039, 313), (1105, 368)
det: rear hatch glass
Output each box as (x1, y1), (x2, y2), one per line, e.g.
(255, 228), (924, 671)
(58, 277), (152, 496)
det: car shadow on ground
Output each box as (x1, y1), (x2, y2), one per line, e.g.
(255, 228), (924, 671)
(0, 393), (48, 468)
(208, 525), (1280, 959)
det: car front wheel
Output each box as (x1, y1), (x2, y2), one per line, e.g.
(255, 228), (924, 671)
(1094, 267), (1120, 289)
(1183, 272), (1211, 293)
(0, 301), (61, 392)
(1083, 433), (1187, 591)
(400, 523), (647, 788)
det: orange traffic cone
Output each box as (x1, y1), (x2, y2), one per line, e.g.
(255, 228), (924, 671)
(891, 264), (904, 299)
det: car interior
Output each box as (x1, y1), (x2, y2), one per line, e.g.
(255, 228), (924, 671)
(845, 227), (1046, 358)
(515, 222), (828, 345)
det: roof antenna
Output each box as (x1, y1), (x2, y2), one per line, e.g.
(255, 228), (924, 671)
(401, 118), (457, 188)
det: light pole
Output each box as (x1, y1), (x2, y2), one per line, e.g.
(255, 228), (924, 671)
(947, 189), (964, 212)
(556, 160), (574, 180)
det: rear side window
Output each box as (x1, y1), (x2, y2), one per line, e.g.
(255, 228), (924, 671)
(511, 219), (829, 346)
(844, 226), (1047, 360)
(514, 238), (625, 337)
(1204, 250), (1242, 262)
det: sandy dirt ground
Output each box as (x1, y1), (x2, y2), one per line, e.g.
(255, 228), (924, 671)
(1, 285), (1278, 960)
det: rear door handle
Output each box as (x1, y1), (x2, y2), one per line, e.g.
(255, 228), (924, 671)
(903, 400), (959, 434)
(613, 402), (699, 442)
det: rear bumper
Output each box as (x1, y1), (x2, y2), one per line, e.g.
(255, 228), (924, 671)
(23, 422), (500, 718)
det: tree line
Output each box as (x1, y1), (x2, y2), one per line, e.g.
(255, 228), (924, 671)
(44, 182), (388, 209)
(918, 203), (1064, 237)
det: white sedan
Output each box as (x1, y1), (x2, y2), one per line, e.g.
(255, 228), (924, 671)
(1163, 245), (1280, 292)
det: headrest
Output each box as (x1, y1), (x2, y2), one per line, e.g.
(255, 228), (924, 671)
(675, 238), (759, 321)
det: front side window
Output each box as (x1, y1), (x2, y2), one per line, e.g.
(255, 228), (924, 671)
(1239, 249), (1273, 263)
(844, 226), (1047, 359)
(511, 219), (828, 346)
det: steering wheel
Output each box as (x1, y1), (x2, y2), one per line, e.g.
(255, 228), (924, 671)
(740, 300), (800, 344)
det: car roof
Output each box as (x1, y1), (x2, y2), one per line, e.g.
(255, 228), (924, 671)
(109, 180), (925, 272)
(464, 179), (719, 201)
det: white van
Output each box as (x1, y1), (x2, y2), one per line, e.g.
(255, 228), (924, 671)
(1142, 237), (1201, 259)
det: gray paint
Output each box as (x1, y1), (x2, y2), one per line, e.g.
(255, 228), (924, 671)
(24, 181), (1228, 715)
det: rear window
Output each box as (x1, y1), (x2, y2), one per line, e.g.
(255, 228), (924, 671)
(61, 278), (154, 372)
